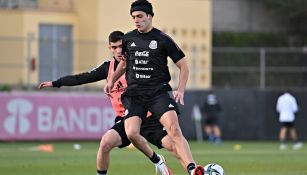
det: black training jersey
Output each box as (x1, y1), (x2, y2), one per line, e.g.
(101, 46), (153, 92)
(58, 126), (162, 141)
(52, 58), (119, 87)
(122, 28), (185, 96)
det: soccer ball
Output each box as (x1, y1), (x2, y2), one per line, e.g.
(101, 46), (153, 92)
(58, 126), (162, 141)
(204, 163), (224, 175)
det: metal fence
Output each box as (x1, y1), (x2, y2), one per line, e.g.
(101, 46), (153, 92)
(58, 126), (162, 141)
(1, 35), (307, 90)
(212, 47), (307, 89)
(0, 36), (109, 90)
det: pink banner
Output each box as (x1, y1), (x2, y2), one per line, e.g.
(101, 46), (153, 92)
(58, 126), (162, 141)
(0, 92), (115, 140)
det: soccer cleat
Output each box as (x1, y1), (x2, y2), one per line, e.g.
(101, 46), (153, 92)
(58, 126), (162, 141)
(279, 144), (287, 150)
(293, 142), (303, 150)
(190, 165), (205, 175)
(155, 155), (172, 175)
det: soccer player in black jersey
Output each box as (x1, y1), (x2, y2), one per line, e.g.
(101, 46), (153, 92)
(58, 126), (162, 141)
(104, 1), (205, 175)
(38, 31), (182, 175)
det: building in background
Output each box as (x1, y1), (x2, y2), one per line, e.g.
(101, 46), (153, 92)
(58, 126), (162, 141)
(212, 0), (286, 32)
(0, 0), (211, 89)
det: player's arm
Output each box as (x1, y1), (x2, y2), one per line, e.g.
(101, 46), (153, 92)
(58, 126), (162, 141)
(38, 81), (53, 89)
(173, 58), (189, 105)
(38, 62), (108, 89)
(104, 60), (126, 94)
(162, 32), (187, 105)
(276, 98), (281, 112)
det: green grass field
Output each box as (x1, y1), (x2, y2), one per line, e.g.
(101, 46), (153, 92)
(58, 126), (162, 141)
(0, 141), (306, 175)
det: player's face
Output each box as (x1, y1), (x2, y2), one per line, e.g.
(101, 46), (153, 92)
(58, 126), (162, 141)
(109, 40), (123, 61)
(131, 11), (152, 33)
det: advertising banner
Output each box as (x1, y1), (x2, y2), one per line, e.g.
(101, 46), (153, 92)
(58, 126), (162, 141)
(0, 92), (115, 140)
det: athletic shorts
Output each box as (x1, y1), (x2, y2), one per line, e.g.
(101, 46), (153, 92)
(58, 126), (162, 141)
(140, 115), (168, 149)
(202, 116), (219, 125)
(280, 121), (295, 128)
(121, 91), (180, 120)
(111, 116), (167, 149)
(111, 117), (130, 148)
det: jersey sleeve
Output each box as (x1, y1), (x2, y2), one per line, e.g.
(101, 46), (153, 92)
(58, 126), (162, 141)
(52, 61), (110, 87)
(164, 35), (185, 63)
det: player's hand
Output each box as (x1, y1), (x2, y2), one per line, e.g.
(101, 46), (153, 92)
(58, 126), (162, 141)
(104, 81), (114, 98)
(38, 81), (53, 89)
(173, 90), (184, 105)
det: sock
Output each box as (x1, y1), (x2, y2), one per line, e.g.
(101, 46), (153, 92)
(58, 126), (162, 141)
(208, 133), (215, 142)
(149, 152), (160, 164)
(97, 170), (107, 175)
(215, 136), (222, 144)
(187, 163), (196, 174)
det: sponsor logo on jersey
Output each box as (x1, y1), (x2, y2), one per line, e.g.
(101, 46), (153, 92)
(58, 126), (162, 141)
(168, 104), (174, 108)
(130, 42), (136, 47)
(135, 73), (151, 79)
(135, 51), (149, 57)
(149, 40), (157, 49)
(132, 66), (154, 71)
(135, 60), (149, 65)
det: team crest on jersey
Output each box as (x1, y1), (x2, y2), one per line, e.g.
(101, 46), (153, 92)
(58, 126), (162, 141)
(149, 40), (157, 49)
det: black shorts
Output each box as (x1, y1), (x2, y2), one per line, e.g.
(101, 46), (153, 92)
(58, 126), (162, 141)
(111, 116), (167, 149)
(111, 117), (130, 148)
(140, 115), (168, 149)
(280, 121), (295, 128)
(202, 116), (219, 125)
(122, 91), (180, 120)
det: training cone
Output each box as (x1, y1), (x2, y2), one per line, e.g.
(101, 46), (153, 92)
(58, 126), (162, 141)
(37, 144), (54, 153)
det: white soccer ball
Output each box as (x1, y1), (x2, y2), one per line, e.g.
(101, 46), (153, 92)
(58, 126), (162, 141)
(204, 163), (224, 175)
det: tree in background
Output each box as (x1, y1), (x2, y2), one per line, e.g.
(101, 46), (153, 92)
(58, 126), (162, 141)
(262, 0), (307, 45)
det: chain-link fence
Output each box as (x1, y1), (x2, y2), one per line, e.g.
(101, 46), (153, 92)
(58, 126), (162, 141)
(212, 47), (307, 89)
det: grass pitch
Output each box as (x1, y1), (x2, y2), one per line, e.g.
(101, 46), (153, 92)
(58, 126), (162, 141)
(0, 141), (306, 175)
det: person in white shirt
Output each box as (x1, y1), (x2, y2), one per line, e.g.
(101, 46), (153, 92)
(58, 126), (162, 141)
(276, 90), (303, 150)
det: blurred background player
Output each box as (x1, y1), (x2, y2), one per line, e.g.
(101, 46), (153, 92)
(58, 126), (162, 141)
(201, 92), (222, 144)
(38, 31), (182, 175)
(276, 90), (303, 150)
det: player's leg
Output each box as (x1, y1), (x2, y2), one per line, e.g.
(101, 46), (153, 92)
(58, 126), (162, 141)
(161, 135), (185, 168)
(205, 119), (215, 142)
(160, 112), (204, 175)
(204, 125), (213, 142)
(125, 116), (154, 156)
(123, 96), (172, 175)
(149, 92), (204, 175)
(289, 124), (303, 150)
(97, 130), (121, 175)
(141, 115), (184, 169)
(279, 125), (287, 150)
(213, 124), (222, 144)
(202, 118), (211, 142)
(125, 116), (172, 175)
(97, 119), (131, 175)
(289, 127), (297, 142)
(204, 125), (212, 135)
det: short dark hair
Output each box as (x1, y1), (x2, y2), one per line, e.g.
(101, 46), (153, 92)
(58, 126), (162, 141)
(130, 0), (154, 17)
(108, 31), (124, 43)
